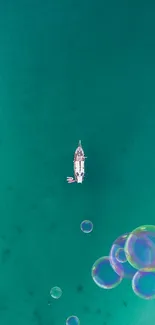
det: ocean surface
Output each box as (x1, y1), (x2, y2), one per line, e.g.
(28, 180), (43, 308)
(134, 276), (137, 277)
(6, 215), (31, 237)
(0, 0), (155, 324)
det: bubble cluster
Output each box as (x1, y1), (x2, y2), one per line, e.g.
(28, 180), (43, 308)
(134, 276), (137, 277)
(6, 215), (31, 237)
(80, 220), (93, 234)
(125, 225), (155, 271)
(90, 225), (155, 300)
(66, 315), (80, 325)
(51, 222), (155, 323)
(91, 256), (122, 289)
(132, 269), (155, 300)
(109, 233), (137, 278)
(50, 286), (62, 299)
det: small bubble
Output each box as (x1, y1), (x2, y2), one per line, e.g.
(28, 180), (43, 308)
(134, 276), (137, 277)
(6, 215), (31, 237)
(80, 220), (93, 234)
(66, 315), (80, 325)
(50, 286), (62, 299)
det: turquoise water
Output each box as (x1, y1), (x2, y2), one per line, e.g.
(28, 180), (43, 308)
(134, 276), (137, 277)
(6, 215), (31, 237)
(1, 0), (155, 324)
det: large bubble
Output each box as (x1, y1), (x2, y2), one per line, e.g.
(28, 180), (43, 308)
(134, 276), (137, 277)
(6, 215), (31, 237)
(66, 315), (80, 325)
(124, 225), (155, 271)
(132, 269), (155, 300)
(50, 286), (62, 299)
(80, 220), (93, 233)
(109, 233), (137, 278)
(91, 256), (122, 289)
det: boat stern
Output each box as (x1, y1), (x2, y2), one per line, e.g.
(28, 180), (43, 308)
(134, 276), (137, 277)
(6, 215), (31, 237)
(76, 175), (83, 183)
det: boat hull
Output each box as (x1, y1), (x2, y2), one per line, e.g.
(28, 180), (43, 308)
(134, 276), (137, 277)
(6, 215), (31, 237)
(73, 141), (85, 183)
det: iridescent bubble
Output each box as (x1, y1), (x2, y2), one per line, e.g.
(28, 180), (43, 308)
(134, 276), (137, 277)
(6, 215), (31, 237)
(124, 225), (155, 271)
(115, 248), (127, 263)
(80, 220), (93, 233)
(109, 233), (137, 278)
(50, 286), (62, 299)
(66, 315), (80, 325)
(91, 256), (122, 289)
(132, 269), (155, 300)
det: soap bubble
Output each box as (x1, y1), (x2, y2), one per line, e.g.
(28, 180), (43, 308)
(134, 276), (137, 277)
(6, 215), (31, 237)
(91, 256), (122, 289)
(125, 225), (155, 271)
(132, 269), (155, 300)
(115, 248), (127, 263)
(80, 220), (93, 233)
(109, 233), (137, 278)
(50, 286), (62, 299)
(66, 315), (80, 325)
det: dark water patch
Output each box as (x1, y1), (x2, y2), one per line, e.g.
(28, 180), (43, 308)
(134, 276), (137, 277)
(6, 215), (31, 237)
(48, 221), (57, 233)
(76, 284), (84, 293)
(30, 203), (38, 211)
(24, 290), (35, 303)
(6, 185), (14, 191)
(15, 225), (23, 235)
(0, 235), (6, 241)
(2, 248), (11, 263)
(83, 305), (90, 313)
(0, 294), (8, 312)
(32, 309), (43, 325)
(105, 311), (111, 318)
(96, 308), (102, 314)
(28, 290), (34, 297)
(122, 300), (128, 307)
(121, 146), (127, 154)
(44, 185), (57, 198)
(0, 305), (8, 311)
(71, 106), (77, 111)
(0, 300), (8, 312)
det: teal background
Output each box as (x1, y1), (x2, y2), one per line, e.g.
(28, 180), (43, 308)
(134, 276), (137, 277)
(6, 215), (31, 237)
(0, 0), (155, 324)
